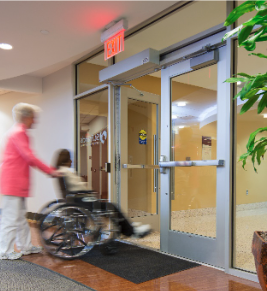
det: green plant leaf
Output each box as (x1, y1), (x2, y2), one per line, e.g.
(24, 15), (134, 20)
(250, 74), (267, 89)
(240, 39), (257, 50)
(222, 25), (243, 41)
(255, 142), (267, 164)
(240, 26), (266, 50)
(257, 35), (267, 41)
(238, 25), (254, 44)
(243, 88), (261, 100)
(237, 72), (255, 78)
(255, 1), (267, 11)
(242, 14), (267, 26)
(258, 93), (267, 112)
(249, 52), (267, 58)
(240, 94), (259, 114)
(246, 127), (267, 151)
(224, 77), (249, 83)
(224, 1), (257, 26)
(239, 152), (250, 169)
(224, 1), (267, 172)
(237, 80), (258, 100)
(256, 7), (267, 15)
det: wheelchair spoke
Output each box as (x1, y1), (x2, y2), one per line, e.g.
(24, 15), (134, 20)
(70, 236), (74, 256)
(46, 226), (64, 242)
(41, 222), (58, 231)
(55, 241), (65, 253)
(49, 231), (66, 242)
(76, 237), (87, 246)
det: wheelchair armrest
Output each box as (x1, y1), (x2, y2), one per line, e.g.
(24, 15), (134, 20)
(67, 190), (98, 195)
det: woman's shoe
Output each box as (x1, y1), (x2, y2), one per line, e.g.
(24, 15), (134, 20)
(0, 252), (22, 260)
(21, 246), (43, 255)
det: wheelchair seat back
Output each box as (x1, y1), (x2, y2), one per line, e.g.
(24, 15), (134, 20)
(57, 176), (98, 202)
(58, 177), (68, 199)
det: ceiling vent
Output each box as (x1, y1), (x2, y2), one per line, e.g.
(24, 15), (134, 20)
(99, 48), (160, 84)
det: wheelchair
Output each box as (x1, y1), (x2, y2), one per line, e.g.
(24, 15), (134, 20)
(37, 177), (121, 259)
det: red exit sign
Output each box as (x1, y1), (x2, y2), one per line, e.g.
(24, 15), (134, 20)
(104, 30), (125, 60)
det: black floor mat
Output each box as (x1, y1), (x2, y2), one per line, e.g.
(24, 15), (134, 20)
(80, 241), (200, 284)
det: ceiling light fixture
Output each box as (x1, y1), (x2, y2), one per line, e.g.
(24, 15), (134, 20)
(0, 43), (12, 50)
(177, 102), (186, 107)
(172, 114), (177, 119)
(263, 114), (267, 118)
(179, 125), (185, 129)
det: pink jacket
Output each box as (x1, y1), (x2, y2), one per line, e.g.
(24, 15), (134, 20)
(0, 123), (53, 197)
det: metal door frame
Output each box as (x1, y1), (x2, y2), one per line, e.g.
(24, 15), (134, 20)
(160, 44), (230, 268)
(74, 84), (115, 202)
(117, 86), (161, 229)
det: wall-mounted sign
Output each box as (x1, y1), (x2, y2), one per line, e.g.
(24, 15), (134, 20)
(91, 129), (108, 146)
(139, 129), (147, 145)
(104, 30), (125, 60)
(101, 19), (127, 61)
(202, 136), (212, 160)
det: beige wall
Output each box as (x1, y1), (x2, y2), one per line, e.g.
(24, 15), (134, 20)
(77, 63), (105, 93)
(0, 65), (74, 211)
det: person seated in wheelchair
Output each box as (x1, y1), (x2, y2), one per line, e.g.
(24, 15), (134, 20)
(55, 149), (151, 238)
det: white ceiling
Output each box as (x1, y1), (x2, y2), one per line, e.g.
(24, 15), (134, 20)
(0, 1), (175, 81)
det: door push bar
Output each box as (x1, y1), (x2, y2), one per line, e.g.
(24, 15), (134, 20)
(159, 155), (224, 174)
(122, 164), (159, 169)
(122, 156), (224, 174)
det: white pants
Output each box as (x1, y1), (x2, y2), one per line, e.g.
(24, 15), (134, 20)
(0, 195), (32, 254)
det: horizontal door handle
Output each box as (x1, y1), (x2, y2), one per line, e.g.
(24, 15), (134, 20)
(122, 164), (160, 169)
(122, 160), (224, 169)
(159, 159), (224, 168)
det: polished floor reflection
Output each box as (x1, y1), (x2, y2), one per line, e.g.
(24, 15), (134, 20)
(21, 224), (261, 291)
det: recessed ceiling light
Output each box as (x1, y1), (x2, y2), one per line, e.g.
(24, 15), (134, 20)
(0, 43), (12, 50)
(40, 30), (49, 35)
(263, 114), (267, 118)
(177, 102), (186, 107)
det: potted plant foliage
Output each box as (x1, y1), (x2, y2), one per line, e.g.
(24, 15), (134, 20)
(223, 1), (267, 289)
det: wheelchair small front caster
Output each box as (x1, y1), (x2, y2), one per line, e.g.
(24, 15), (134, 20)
(100, 240), (118, 255)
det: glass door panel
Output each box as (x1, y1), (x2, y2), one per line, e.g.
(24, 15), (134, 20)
(234, 40), (267, 272)
(120, 86), (160, 229)
(171, 65), (217, 238)
(161, 45), (228, 268)
(128, 99), (158, 217)
(77, 89), (109, 199)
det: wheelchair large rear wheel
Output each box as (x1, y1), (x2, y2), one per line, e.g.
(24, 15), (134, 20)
(40, 205), (97, 259)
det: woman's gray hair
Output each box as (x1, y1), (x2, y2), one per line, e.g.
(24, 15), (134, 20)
(12, 103), (41, 123)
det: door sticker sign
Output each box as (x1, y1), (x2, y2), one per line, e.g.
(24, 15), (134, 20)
(139, 129), (147, 145)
